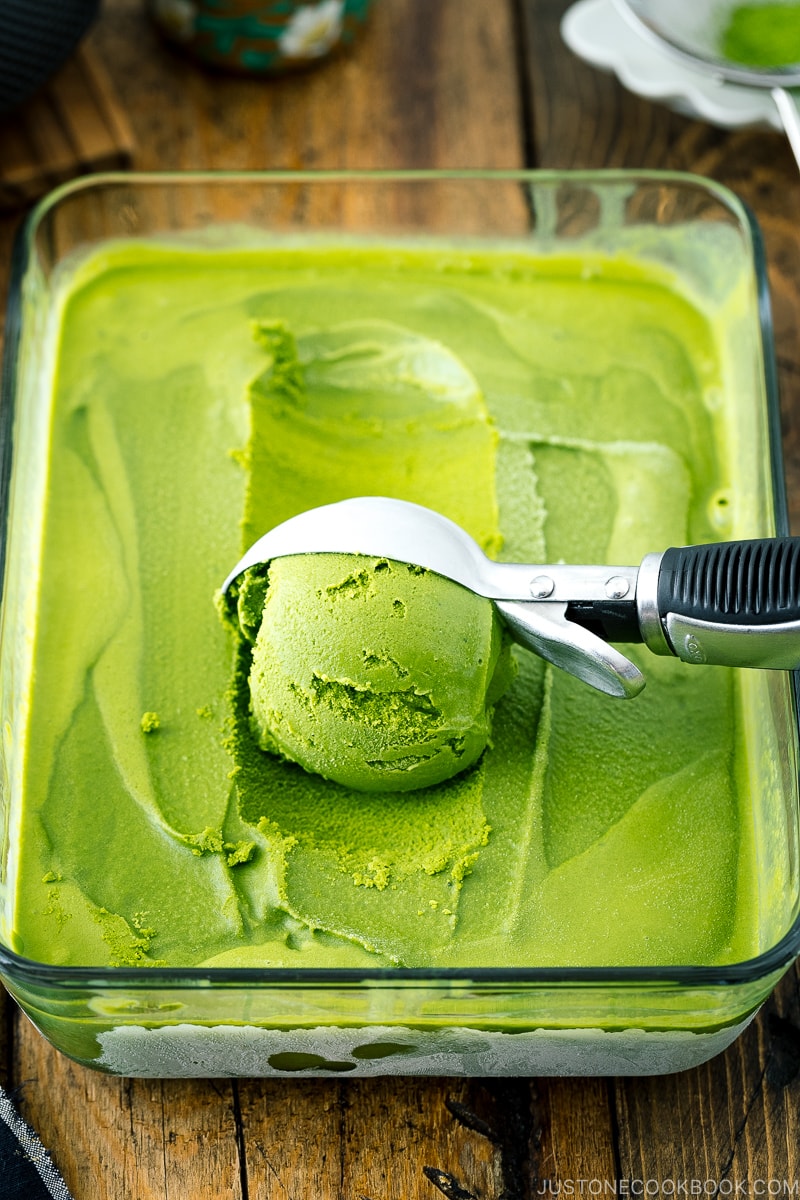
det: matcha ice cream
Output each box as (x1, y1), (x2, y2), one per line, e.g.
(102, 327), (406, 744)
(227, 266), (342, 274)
(222, 313), (516, 791)
(722, 4), (800, 67)
(4, 235), (769, 972)
(229, 554), (515, 792)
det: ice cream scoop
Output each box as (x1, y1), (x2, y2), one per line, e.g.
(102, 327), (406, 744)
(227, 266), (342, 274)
(222, 497), (800, 699)
(614, 0), (800, 170)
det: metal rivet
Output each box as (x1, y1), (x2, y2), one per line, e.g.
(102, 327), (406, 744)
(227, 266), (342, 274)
(530, 575), (555, 599)
(605, 576), (630, 600)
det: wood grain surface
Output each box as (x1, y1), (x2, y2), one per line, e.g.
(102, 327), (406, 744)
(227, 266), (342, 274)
(0, 44), (134, 210)
(2, 1), (800, 1197)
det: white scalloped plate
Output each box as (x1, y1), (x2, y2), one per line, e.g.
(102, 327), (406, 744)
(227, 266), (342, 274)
(561, 0), (781, 130)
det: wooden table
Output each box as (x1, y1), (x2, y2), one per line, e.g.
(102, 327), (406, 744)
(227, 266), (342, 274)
(2, 1), (800, 1196)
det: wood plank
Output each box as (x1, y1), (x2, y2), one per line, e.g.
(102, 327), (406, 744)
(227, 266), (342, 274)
(49, 54), (121, 169)
(519, 0), (800, 1186)
(89, 0), (525, 172)
(18, 95), (77, 183)
(236, 1078), (345, 1197)
(238, 1078), (500, 1199)
(534, 1078), (617, 1189)
(3, 3), (531, 1199)
(519, 0), (699, 170)
(74, 43), (136, 161)
(0, 116), (39, 197)
(0, 986), (12, 1091)
(340, 1079), (497, 1200)
(616, 972), (800, 1190)
(14, 1030), (244, 1200)
(81, 0), (530, 233)
(0, 44), (134, 211)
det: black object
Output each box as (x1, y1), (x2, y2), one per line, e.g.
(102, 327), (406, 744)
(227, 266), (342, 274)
(0, 1084), (74, 1199)
(0, 0), (100, 116)
(657, 538), (800, 625)
(566, 598), (643, 644)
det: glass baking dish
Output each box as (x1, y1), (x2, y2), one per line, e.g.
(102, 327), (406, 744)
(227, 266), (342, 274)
(0, 170), (798, 1078)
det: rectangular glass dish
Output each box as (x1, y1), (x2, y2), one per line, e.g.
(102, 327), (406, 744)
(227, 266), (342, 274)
(1, 170), (799, 1078)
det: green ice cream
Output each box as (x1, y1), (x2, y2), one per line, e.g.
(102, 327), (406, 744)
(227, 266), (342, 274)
(721, 4), (800, 67)
(226, 315), (516, 791)
(4, 237), (767, 970)
(231, 554), (515, 792)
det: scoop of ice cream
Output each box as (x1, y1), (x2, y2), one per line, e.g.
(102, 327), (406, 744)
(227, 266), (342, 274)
(241, 318), (502, 558)
(233, 553), (516, 792)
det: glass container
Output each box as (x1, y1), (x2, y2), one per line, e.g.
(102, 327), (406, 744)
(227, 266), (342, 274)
(0, 170), (797, 1077)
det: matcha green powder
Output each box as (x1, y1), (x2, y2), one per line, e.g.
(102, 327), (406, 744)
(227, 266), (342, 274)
(722, 4), (800, 66)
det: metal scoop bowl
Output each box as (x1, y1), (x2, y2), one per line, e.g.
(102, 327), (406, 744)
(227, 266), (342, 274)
(222, 496), (800, 700)
(615, 0), (800, 169)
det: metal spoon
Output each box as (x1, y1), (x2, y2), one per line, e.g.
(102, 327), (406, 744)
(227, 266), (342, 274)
(614, 0), (800, 169)
(221, 496), (800, 700)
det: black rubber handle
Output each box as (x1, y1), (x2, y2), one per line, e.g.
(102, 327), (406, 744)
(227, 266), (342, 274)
(658, 538), (800, 627)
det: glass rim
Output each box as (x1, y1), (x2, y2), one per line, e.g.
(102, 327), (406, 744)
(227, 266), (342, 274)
(0, 922), (799, 989)
(1, 166), (796, 997)
(18, 164), (765, 226)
